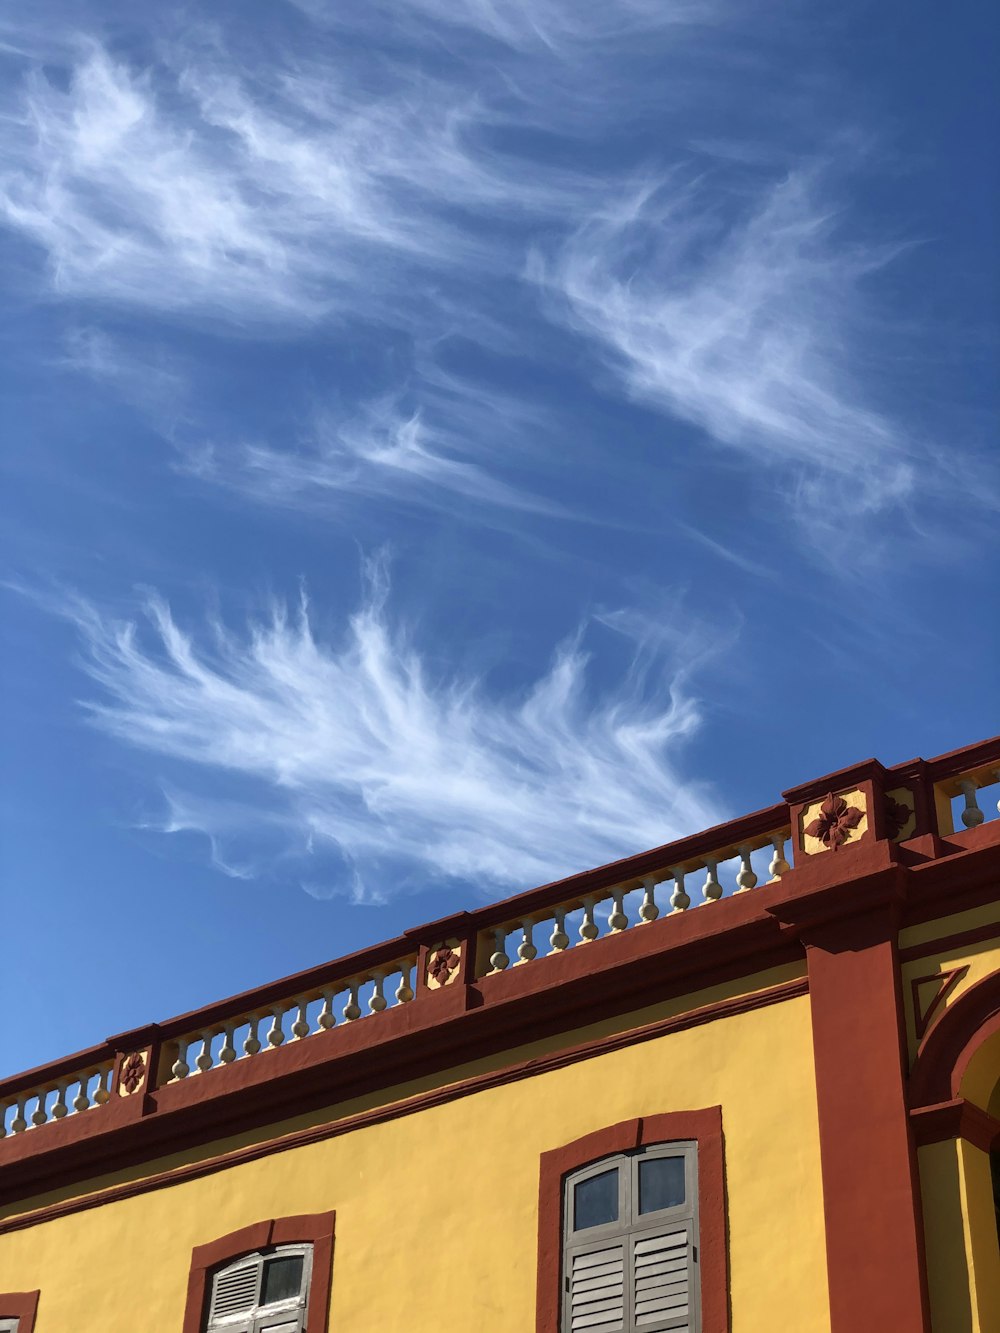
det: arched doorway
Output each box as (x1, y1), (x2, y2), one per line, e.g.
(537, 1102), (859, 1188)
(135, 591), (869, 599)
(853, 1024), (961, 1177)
(910, 972), (1000, 1330)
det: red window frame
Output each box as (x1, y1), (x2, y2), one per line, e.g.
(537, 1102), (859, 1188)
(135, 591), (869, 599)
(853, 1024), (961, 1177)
(181, 1212), (335, 1333)
(536, 1107), (728, 1333)
(0, 1292), (39, 1331)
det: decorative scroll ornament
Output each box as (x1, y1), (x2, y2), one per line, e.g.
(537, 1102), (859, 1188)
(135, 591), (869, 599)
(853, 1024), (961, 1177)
(120, 1051), (146, 1096)
(805, 792), (864, 851)
(427, 945), (461, 988)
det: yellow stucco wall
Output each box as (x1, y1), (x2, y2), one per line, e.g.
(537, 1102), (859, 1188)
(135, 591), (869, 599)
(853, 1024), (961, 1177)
(0, 984), (829, 1332)
(920, 1138), (1000, 1333)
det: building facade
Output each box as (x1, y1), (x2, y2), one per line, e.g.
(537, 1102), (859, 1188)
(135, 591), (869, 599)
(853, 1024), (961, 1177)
(1, 737), (999, 1331)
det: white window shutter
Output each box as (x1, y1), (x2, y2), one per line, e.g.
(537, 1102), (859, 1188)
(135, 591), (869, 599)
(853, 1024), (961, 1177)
(210, 1257), (262, 1323)
(632, 1224), (692, 1329)
(568, 1241), (626, 1331)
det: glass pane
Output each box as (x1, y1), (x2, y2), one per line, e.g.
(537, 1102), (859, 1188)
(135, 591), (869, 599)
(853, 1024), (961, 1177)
(261, 1254), (305, 1305)
(573, 1167), (619, 1230)
(639, 1155), (686, 1213)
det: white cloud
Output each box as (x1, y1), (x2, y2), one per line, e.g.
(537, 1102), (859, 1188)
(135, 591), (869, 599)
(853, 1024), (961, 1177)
(61, 325), (186, 416)
(58, 559), (721, 900)
(0, 12), (949, 549)
(0, 35), (600, 324)
(533, 169), (919, 532)
(185, 378), (564, 519)
(0, 46), (449, 320)
(297, 0), (718, 55)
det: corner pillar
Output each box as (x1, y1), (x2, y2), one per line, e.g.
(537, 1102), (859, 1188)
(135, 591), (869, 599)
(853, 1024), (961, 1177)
(805, 905), (930, 1331)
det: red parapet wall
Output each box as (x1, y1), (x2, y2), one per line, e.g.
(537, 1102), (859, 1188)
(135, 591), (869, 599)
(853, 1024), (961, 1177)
(1, 735), (999, 1210)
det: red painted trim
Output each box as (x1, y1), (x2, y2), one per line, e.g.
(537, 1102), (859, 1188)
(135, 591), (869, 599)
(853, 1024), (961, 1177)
(1, 808), (797, 1101)
(921, 735), (1000, 784)
(909, 969), (1000, 1108)
(910, 967), (970, 1040)
(181, 1212), (335, 1333)
(898, 918), (1000, 964)
(0, 1292), (39, 1330)
(0, 979), (805, 1239)
(0, 739), (996, 1224)
(3, 737), (995, 1105)
(536, 1108), (727, 1333)
(803, 907), (931, 1332)
(910, 1099), (1000, 1153)
(0, 891), (803, 1205)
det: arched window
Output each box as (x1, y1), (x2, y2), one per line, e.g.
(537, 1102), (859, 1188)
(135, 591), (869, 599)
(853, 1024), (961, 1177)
(563, 1142), (698, 1333)
(536, 1110), (725, 1333)
(181, 1214), (335, 1333)
(206, 1243), (311, 1332)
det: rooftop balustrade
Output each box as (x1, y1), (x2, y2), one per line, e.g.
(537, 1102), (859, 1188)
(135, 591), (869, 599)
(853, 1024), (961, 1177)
(2, 734), (998, 1193)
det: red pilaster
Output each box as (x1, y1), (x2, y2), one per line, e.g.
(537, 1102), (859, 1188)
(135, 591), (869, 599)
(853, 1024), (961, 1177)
(805, 907), (930, 1332)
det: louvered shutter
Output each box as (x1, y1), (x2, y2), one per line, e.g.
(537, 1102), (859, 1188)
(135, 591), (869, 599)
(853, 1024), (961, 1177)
(209, 1256), (262, 1326)
(631, 1223), (693, 1329)
(562, 1143), (701, 1333)
(256, 1321), (302, 1333)
(567, 1240), (625, 1331)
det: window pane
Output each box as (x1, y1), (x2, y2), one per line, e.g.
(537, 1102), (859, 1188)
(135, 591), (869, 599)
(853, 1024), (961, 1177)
(638, 1155), (686, 1213)
(261, 1254), (305, 1305)
(574, 1167), (619, 1230)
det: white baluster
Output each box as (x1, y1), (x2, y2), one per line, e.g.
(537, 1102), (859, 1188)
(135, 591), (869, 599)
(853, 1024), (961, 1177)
(243, 1017), (262, 1057)
(76, 1074), (95, 1112)
(768, 834), (790, 880)
(51, 1081), (68, 1119)
(517, 920), (538, 964)
(292, 998), (311, 1038)
(94, 1065), (111, 1105)
(267, 1008), (286, 1047)
(579, 898), (599, 943)
(171, 1041), (190, 1081)
(219, 1026), (237, 1064)
(608, 888), (628, 934)
(489, 929), (510, 972)
(195, 1032), (214, 1073)
(30, 1092), (47, 1127)
(638, 877), (659, 924)
(959, 780), (985, 828)
(369, 973), (388, 1014)
(735, 846), (758, 893)
(548, 909), (570, 953)
(11, 1097), (28, 1133)
(702, 858), (723, 902)
(317, 989), (337, 1028)
(669, 868), (690, 913)
(343, 983), (362, 1022)
(395, 966), (414, 1005)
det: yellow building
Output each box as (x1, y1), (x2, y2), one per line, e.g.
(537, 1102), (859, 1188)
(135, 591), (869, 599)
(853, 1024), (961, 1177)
(2, 737), (999, 1332)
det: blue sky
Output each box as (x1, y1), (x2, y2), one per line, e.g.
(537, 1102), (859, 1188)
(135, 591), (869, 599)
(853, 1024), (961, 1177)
(1, 0), (997, 1075)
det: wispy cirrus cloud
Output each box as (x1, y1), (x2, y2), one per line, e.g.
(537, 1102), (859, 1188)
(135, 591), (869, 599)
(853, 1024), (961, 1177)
(48, 557), (720, 901)
(298, 0), (721, 54)
(0, 32), (605, 325)
(61, 325), (187, 417)
(0, 4), (955, 549)
(184, 377), (564, 519)
(533, 168), (919, 533)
